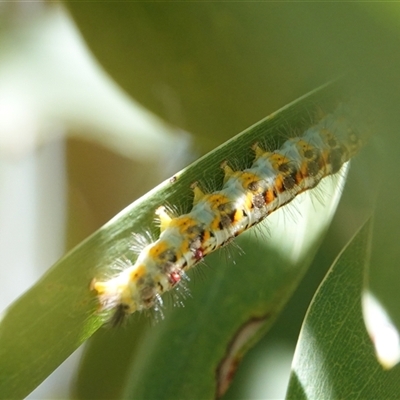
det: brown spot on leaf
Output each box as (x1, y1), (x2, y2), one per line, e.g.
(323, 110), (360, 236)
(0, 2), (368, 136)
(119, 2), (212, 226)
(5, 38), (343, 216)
(215, 315), (269, 398)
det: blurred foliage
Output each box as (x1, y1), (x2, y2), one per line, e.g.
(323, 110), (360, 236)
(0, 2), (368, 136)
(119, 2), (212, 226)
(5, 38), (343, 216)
(66, 3), (400, 149)
(1, 2), (400, 398)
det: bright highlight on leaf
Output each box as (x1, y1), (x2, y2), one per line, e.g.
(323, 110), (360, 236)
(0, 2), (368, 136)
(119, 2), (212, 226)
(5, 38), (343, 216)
(362, 291), (400, 370)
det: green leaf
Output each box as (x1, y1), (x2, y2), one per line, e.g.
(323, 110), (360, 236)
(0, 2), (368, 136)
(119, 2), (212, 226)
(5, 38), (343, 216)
(0, 81), (347, 399)
(286, 219), (400, 400)
(65, 3), (400, 153)
(72, 83), (350, 399)
(367, 131), (400, 358)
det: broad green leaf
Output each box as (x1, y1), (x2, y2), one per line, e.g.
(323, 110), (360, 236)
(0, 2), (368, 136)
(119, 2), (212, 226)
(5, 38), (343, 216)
(286, 219), (400, 399)
(65, 3), (400, 152)
(66, 2), (320, 150)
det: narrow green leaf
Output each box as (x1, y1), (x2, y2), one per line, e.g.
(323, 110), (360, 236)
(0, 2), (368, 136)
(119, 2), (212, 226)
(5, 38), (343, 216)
(0, 82), (345, 399)
(72, 83), (351, 399)
(286, 219), (400, 399)
(367, 117), (400, 365)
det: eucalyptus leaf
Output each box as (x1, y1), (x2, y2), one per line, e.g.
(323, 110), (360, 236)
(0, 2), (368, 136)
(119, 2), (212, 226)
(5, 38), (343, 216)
(286, 219), (400, 400)
(0, 82), (345, 399)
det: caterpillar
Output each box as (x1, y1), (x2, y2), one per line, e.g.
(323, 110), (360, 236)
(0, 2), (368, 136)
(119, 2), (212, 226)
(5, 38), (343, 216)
(91, 102), (364, 326)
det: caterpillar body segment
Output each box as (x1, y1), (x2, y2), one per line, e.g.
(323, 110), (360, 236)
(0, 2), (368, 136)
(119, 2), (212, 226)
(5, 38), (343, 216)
(92, 103), (364, 324)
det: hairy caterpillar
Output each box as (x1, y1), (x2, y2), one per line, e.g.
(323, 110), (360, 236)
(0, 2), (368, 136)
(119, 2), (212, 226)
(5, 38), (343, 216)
(91, 102), (364, 326)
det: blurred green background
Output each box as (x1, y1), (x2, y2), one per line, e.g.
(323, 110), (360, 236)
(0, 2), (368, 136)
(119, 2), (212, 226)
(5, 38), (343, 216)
(1, 2), (400, 398)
